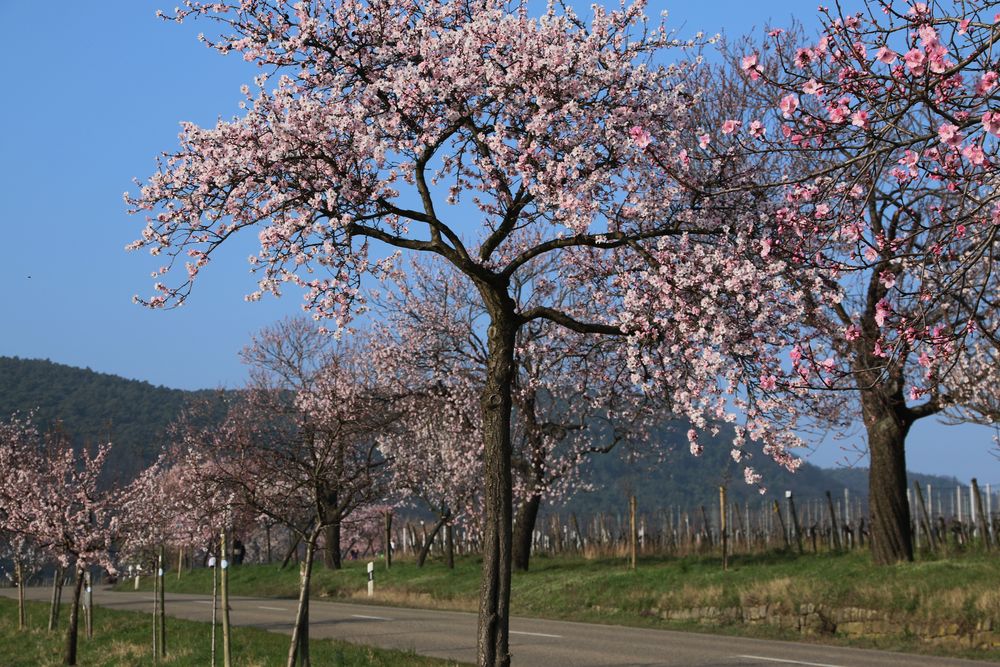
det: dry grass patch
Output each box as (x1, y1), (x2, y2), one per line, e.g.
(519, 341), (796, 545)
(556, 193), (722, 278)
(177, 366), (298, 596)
(348, 588), (477, 612)
(738, 576), (798, 608)
(659, 583), (726, 609)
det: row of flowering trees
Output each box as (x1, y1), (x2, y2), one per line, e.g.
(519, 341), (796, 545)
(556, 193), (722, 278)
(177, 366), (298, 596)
(1, 298), (655, 665)
(108, 0), (998, 665)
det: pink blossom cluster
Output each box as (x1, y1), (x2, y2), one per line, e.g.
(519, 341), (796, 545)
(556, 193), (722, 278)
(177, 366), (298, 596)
(127, 0), (694, 327)
(667, 0), (1000, 431)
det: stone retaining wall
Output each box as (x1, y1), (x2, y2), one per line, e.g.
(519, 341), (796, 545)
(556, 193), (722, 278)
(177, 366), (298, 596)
(650, 603), (999, 648)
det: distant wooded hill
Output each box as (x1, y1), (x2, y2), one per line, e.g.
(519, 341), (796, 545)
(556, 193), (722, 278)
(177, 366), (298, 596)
(559, 421), (964, 517)
(0, 356), (963, 506)
(0, 356), (225, 483)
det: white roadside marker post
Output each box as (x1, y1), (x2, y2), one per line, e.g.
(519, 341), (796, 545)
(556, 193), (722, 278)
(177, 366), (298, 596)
(367, 562), (375, 598)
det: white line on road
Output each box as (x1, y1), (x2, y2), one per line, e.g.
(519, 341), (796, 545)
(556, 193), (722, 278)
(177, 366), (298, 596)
(737, 655), (846, 667)
(351, 614), (393, 621)
(257, 606), (288, 611)
(510, 631), (563, 639)
(193, 601), (213, 605)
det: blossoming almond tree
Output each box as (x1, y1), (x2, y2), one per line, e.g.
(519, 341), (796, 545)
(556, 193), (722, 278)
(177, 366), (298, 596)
(181, 328), (392, 667)
(125, 2), (781, 663)
(0, 417), (119, 666)
(241, 317), (390, 571)
(379, 390), (483, 568)
(373, 259), (661, 571)
(668, 0), (1000, 564)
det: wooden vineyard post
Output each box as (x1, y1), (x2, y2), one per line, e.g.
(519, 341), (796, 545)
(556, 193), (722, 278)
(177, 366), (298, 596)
(913, 482), (937, 552)
(787, 491), (804, 554)
(772, 500), (790, 549)
(825, 491), (842, 551)
(972, 479), (991, 550)
(843, 488), (852, 548)
(988, 484), (994, 545)
(699, 505), (712, 548)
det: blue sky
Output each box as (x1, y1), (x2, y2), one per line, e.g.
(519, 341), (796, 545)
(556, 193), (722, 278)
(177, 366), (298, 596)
(0, 0), (996, 483)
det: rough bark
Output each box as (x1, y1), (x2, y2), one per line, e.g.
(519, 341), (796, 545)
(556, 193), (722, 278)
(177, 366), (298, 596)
(322, 493), (342, 570)
(63, 568), (84, 666)
(477, 297), (516, 667)
(861, 385), (914, 564)
(322, 520), (342, 570)
(512, 493), (542, 572)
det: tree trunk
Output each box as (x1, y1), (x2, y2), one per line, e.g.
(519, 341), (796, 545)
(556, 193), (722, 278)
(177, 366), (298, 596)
(281, 532), (303, 570)
(477, 301), (516, 667)
(84, 572), (93, 639)
(286, 530), (318, 667)
(446, 522), (455, 570)
(322, 511), (342, 570)
(49, 566), (64, 631)
(417, 514), (449, 568)
(220, 531), (232, 667)
(211, 555), (218, 667)
(862, 388), (914, 564)
(63, 567), (84, 666)
(384, 511), (393, 570)
(158, 546), (167, 657)
(16, 560), (25, 630)
(513, 494), (542, 572)
(266, 524), (272, 564)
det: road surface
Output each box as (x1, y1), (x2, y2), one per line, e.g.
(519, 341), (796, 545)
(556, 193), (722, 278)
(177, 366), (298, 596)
(4, 586), (996, 666)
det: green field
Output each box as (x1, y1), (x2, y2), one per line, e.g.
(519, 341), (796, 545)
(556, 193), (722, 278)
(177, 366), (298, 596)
(123, 549), (1000, 660)
(0, 597), (466, 666)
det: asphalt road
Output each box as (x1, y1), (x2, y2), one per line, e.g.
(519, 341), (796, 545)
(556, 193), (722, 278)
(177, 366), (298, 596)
(5, 586), (997, 666)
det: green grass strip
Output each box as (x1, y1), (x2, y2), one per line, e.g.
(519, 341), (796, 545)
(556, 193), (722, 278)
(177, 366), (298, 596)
(0, 596), (467, 666)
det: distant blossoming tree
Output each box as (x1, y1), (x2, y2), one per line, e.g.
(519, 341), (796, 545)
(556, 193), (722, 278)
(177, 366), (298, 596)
(0, 416), (119, 665)
(661, 0), (1000, 564)
(373, 259), (662, 571)
(179, 325), (392, 667)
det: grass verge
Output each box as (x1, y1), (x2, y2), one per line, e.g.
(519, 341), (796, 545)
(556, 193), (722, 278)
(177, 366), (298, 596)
(123, 549), (1000, 661)
(0, 596), (466, 666)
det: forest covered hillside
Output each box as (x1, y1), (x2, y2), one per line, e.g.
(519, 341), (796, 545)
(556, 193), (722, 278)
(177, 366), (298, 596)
(0, 356), (963, 505)
(0, 356), (223, 482)
(560, 426), (964, 517)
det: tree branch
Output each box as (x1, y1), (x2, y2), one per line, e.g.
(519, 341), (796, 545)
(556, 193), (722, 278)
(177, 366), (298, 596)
(518, 306), (623, 336)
